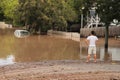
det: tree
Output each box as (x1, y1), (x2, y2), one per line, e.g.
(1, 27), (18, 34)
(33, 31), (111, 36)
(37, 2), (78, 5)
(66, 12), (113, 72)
(73, 0), (98, 27)
(0, 7), (5, 21)
(97, 0), (120, 49)
(0, 0), (18, 24)
(17, 0), (78, 33)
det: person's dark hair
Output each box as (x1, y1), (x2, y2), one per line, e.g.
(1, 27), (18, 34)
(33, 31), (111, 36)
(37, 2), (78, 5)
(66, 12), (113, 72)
(91, 31), (95, 35)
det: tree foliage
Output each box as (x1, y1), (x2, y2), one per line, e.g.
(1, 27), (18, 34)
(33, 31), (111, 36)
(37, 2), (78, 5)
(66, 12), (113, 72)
(0, 0), (119, 35)
(0, 0), (18, 23)
(0, 7), (5, 21)
(97, 0), (120, 26)
(17, 0), (78, 33)
(96, 0), (120, 49)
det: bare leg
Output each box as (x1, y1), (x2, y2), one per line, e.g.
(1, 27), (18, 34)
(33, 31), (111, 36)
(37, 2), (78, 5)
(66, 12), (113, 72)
(94, 54), (97, 62)
(86, 54), (90, 62)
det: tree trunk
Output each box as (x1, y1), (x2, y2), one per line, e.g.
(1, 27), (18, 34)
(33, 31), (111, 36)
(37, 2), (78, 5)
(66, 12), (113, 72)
(105, 25), (109, 49)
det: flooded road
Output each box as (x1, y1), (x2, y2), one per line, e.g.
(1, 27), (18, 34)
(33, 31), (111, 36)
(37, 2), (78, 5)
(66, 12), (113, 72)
(0, 29), (120, 65)
(0, 29), (80, 65)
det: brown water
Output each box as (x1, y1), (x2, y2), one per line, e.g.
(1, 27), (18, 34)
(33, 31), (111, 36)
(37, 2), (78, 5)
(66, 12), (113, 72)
(0, 29), (120, 66)
(0, 29), (80, 65)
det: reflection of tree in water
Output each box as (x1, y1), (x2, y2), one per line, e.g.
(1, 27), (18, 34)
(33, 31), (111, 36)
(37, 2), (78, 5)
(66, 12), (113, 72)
(14, 36), (80, 62)
(104, 49), (112, 61)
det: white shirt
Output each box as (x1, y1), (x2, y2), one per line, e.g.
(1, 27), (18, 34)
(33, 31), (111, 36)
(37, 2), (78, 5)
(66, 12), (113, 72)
(87, 35), (98, 47)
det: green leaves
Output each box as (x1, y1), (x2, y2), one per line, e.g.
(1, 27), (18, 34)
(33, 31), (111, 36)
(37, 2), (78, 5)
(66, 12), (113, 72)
(97, 0), (120, 25)
(17, 0), (78, 32)
(0, 0), (18, 19)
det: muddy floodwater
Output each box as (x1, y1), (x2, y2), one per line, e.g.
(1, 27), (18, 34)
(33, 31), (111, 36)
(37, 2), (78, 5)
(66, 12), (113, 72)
(0, 29), (80, 65)
(0, 29), (120, 66)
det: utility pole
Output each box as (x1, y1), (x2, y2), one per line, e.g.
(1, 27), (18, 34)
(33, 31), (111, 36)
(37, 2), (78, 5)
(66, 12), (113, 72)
(80, 7), (84, 57)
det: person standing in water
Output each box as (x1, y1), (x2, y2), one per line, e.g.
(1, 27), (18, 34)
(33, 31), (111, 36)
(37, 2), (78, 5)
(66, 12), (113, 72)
(85, 31), (98, 62)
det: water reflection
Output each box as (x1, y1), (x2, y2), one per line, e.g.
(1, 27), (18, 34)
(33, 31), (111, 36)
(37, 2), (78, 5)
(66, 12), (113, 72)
(80, 47), (120, 61)
(0, 55), (15, 66)
(99, 47), (120, 61)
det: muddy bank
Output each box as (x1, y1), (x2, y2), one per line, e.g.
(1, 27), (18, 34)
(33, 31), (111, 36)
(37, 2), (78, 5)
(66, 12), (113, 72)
(0, 60), (120, 80)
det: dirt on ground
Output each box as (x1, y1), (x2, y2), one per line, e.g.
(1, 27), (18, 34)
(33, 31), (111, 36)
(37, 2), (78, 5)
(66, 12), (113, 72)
(0, 38), (120, 80)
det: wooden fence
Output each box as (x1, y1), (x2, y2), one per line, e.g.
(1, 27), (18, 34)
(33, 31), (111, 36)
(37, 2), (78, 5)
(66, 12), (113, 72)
(48, 26), (120, 39)
(80, 26), (120, 37)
